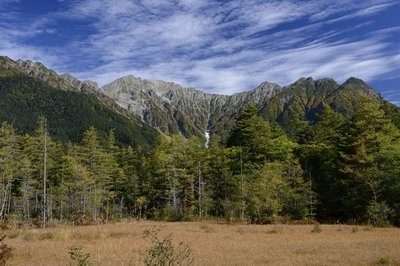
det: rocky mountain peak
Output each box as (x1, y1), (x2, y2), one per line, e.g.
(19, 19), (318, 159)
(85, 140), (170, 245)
(315, 78), (338, 87)
(82, 80), (99, 90)
(247, 81), (282, 98)
(0, 57), (98, 92)
(256, 81), (281, 90)
(16, 59), (56, 78)
(344, 77), (367, 85)
(291, 77), (316, 87)
(341, 77), (382, 100)
(14, 59), (82, 92)
(60, 73), (84, 91)
(104, 75), (186, 96)
(0, 56), (22, 76)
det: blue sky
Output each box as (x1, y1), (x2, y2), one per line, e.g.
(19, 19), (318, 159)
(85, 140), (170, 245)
(1, 0), (400, 104)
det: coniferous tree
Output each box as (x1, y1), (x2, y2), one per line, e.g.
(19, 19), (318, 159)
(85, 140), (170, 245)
(118, 146), (140, 217)
(298, 106), (345, 220)
(338, 102), (399, 221)
(80, 126), (112, 222)
(205, 136), (239, 219)
(151, 135), (197, 220)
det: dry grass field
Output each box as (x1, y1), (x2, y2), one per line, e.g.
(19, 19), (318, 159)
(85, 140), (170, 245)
(3, 220), (400, 265)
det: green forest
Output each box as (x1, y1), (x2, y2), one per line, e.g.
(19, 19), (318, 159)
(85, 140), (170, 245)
(0, 102), (399, 227)
(0, 75), (158, 148)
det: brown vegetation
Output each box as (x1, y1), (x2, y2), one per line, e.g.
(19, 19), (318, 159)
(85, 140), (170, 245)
(3, 221), (400, 265)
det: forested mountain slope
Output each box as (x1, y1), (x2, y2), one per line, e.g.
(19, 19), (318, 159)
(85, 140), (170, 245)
(0, 57), (158, 148)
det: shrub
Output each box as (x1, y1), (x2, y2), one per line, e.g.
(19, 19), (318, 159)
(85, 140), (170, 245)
(68, 245), (92, 266)
(311, 223), (322, 233)
(367, 201), (393, 227)
(378, 255), (390, 264)
(142, 226), (194, 266)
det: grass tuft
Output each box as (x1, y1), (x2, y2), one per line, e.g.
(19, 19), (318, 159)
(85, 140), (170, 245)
(269, 224), (284, 234)
(199, 224), (214, 233)
(311, 223), (322, 233)
(378, 255), (390, 265)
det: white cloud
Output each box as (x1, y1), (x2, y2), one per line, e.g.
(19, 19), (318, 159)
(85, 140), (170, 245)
(0, 40), (61, 68)
(1, 0), (400, 98)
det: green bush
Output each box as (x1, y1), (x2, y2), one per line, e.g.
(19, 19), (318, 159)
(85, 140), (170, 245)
(68, 245), (92, 266)
(367, 201), (393, 227)
(142, 226), (193, 266)
(378, 255), (390, 264)
(311, 222), (322, 233)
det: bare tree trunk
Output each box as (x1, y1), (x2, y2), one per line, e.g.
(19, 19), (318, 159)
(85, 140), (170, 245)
(240, 146), (244, 220)
(6, 184), (11, 217)
(43, 120), (47, 229)
(48, 186), (53, 224)
(82, 189), (86, 214)
(0, 181), (11, 219)
(35, 192), (39, 217)
(93, 185), (97, 223)
(22, 174), (32, 221)
(23, 178), (28, 220)
(172, 180), (177, 211)
(119, 196), (124, 219)
(198, 161), (202, 217)
(60, 171), (64, 222)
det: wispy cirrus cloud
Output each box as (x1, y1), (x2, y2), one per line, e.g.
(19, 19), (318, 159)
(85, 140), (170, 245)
(1, 0), (400, 101)
(0, 1), (61, 66)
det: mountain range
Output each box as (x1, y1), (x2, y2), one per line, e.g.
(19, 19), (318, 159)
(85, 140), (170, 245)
(0, 56), (395, 147)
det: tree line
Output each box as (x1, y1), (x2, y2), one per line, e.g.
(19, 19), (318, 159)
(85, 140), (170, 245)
(0, 101), (399, 226)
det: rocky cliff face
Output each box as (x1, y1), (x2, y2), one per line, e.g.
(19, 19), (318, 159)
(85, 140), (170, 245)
(102, 75), (282, 137)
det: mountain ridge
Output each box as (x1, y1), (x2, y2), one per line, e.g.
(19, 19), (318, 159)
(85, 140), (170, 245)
(101, 73), (385, 139)
(0, 56), (393, 143)
(0, 56), (159, 148)
(102, 74), (283, 137)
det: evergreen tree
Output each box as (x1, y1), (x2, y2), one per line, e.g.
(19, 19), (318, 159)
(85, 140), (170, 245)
(205, 136), (239, 219)
(59, 155), (90, 220)
(298, 106), (345, 220)
(152, 135), (196, 220)
(338, 102), (399, 222)
(119, 146), (141, 217)
(227, 103), (258, 148)
(80, 127), (112, 222)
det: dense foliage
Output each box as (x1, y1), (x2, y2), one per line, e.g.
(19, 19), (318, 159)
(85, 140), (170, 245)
(0, 75), (158, 148)
(1, 100), (399, 226)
